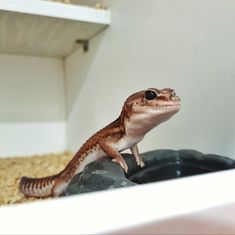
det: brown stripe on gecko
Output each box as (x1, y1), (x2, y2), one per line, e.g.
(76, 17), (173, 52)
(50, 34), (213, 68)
(19, 175), (57, 197)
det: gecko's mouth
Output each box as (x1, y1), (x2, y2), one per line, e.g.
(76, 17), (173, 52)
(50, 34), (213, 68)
(152, 103), (181, 114)
(156, 103), (181, 110)
(158, 104), (180, 107)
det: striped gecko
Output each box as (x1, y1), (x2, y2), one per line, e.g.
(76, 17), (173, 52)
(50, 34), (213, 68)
(19, 88), (181, 198)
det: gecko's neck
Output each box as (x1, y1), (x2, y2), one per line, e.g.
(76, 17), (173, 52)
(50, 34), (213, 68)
(122, 104), (180, 139)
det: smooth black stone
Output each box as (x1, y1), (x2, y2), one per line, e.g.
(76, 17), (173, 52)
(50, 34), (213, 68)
(62, 149), (235, 196)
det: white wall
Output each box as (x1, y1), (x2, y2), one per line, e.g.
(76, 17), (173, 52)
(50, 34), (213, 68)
(0, 54), (66, 156)
(66, 0), (235, 158)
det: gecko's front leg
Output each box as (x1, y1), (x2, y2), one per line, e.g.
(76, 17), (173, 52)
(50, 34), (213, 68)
(99, 138), (128, 173)
(130, 144), (145, 168)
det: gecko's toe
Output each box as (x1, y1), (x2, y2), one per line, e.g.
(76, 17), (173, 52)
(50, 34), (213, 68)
(112, 158), (128, 173)
(138, 161), (145, 168)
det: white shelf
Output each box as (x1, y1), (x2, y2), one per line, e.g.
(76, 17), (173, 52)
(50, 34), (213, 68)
(0, 0), (111, 58)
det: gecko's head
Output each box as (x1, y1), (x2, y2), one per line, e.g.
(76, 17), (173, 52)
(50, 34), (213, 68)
(122, 88), (181, 136)
(124, 88), (181, 116)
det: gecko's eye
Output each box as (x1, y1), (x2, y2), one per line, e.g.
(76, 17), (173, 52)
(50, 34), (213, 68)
(145, 90), (157, 100)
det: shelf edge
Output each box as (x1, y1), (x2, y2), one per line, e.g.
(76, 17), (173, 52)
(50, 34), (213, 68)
(0, 0), (111, 25)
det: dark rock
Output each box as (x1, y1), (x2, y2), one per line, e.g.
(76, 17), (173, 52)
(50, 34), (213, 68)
(129, 149), (235, 184)
(62, 158), (136, 196)
(62, 149), (235, 197)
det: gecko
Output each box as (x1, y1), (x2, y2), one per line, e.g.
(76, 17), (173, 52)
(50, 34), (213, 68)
(19, 88), (181, 198)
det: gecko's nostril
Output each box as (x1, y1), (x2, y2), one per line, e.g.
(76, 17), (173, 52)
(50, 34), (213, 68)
(171, 95), (181, 102)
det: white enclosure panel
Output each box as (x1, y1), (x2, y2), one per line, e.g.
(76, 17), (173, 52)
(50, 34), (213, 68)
(0, 54), (65, 122)
(116, 202), (235, 234)
(0, 54), (66, 156)
(0, 170), (235, 234)
(0, 122), (66, 157)
(0, 0), (110, 57)
(65, 0), (235, 158)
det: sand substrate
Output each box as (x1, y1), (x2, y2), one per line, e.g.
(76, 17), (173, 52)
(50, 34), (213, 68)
(0, 152), (73, 206)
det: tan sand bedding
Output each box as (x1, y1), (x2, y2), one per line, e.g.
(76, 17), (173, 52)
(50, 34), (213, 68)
(0, 152), (73, 206)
